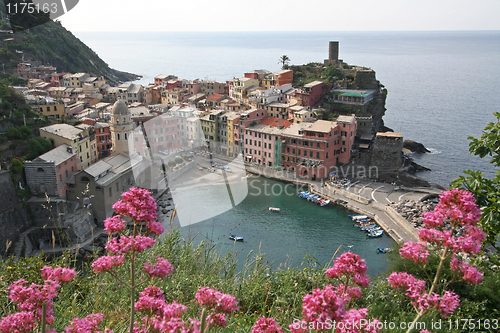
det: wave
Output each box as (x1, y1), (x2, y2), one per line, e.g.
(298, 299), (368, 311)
(427, 148), (442, 155)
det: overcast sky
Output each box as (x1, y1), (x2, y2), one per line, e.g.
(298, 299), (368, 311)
(58, 0), (500, 32)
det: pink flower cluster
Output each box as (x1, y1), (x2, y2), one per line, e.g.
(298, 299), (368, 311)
(387, 272), (459, 318)
(325, 252), (370, 288)
(252, 317), (284, 333)
(91, 255), (125, 273)
(143, 256), (174, 279)
(133, 286), (201, 333)
(103, 215), (126, 235)
(41, 266), (77, 284)
(0, 311), (36, 333)
(295, 284), (346, 332)
(105, 235), (156, 255)
(65, 313), (113, 333)
(7, 278), (59, 325)
(112, 187), (157, 223)
(450, 257), (483, 284)
(399, 242), (429, 264)
(194, 287), (239, 314)
(336, 308), (381, 333)
(420, 189), (485, 255)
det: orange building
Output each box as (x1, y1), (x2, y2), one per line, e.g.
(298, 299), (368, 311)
(274, 69), (293, 86)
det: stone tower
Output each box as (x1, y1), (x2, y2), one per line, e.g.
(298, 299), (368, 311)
(324, 41), (340, 65)
(110, 100), (134, 157)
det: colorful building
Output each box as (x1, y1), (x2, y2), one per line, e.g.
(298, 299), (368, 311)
(273, 69), (293, 86)
(294, 81), (331, 107)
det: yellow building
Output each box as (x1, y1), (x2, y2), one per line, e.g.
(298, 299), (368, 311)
(33, 102), (66, 120)
(39, 124), (92, 169)
(260, 76), (275, 89)
(200, 110), (224, 149)
(232, 77), (259, 101)
(225, 112), (240, 157)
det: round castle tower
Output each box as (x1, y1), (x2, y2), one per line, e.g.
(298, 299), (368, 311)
(110, 100), (134, 157)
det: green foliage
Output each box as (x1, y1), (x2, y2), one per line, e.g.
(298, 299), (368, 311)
(452, 111), (500, 248)
(174, 156), (184, 165)
(6, 125), (31, 140)
(26, 136), (53, 160)
(278, 55), (290, 69)
(322, 66), (341, 82)
(10, 158), (23, 174)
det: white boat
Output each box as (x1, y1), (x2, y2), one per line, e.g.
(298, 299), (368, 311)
(320, 199), (330, 206)
(352, 215), (368, 220)
(268, 207), (280, 212)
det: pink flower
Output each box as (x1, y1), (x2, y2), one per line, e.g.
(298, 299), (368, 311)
(134, 286), (167, 315)
(104, 215), (126, 235)
(435, 291), (460, 318)
(399, 242), (429, 264)
(387, 272), (426, 298)
(0, 312), (36, 333)
(252, 317), (284, 333)
(336, 308), (381, 333)
(112, 187), (157, 223)
(335, 284), (362, 302)
(194, 287), (238, 313)
(65, 313), (107, 333)
(40, 266), (77, 283)
(418, 228), (445, 245)
(105, 236), (156, 255)
(208, 313), (227, 328)
(325, 252), (370, 288)
(143, 256), (174, 279)
(8, 279), (59, 324)
(146, 221), (164, 236)
(301, 284), (346, 328)
(455, 225), (486, 254)
(450, 257), (483, 284)
(161, 302), (187, 321)
(91, 255), (125, 273)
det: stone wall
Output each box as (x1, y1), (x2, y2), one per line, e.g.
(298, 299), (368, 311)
(370, 135), (403, 172)
(0, 206), (30, 255)
(355, 70), (378, 90)
(0, 170), (20, 211)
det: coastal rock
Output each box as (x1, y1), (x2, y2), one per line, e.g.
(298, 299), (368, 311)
(403, 140), (430, 154)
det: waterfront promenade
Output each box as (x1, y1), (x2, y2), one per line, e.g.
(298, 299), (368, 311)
(240, 162), (441, 244)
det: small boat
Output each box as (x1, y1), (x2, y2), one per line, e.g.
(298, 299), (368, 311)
(348, 214), (364, 218)
(352, 215), (368, 221)
(320, 199), (330, 206)
(229, 234), (244, 241)
(268, 207), (280, 212)
(367, 230), (384, 238)
(363, 226), (381, 232)
(377, 248), (392, 253)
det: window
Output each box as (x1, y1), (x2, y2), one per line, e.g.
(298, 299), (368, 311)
(310, 151), (313, 157)
(258, 141), (261, 147)
(317, 142), (320, 148)
(292, 149), (295, 154)
(298, 149), (301, 155)
(287, 147), (290, 153)
(316, 152), (320, 158)
(264, 143), (267, 149)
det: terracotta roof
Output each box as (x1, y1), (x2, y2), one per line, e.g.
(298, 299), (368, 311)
(258, 116), (292, 128)
(206, 94), (224, 101)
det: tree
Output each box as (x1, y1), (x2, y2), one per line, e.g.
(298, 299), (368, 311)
(25, 137), (53, 160)
(452, 111), (500, 250)
(278, 55), (290, 69)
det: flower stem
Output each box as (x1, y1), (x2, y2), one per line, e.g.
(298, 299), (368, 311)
(129, 224), (137, 333)
(200, 307), (207, 333)
(41, 303), (47, 333)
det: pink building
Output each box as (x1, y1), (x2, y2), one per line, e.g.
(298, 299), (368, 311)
(281, 116), (356, 179)
(243, 117), (292, 167)
(294, 81), (332, 107)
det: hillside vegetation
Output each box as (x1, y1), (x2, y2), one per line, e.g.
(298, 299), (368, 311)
(0, 1), (139, 85)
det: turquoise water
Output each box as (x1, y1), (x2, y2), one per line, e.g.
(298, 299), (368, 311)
(170, 176), (395, 276)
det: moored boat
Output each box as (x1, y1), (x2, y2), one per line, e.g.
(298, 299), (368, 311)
(229, 234), (244, 241)
(320, 199), (330, 206)
(367, 230), (384, 238)
(377, 247), (392, 253)
(268, 207), (280, 212)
